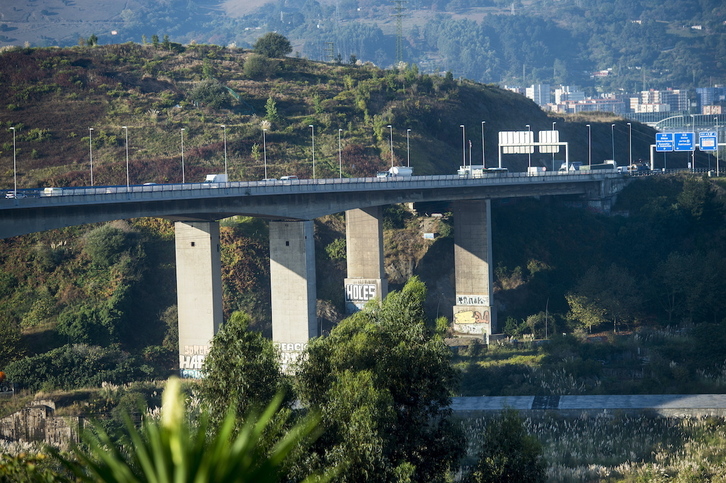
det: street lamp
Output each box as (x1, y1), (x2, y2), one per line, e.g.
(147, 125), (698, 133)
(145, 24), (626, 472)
(309, 125), (315, 179)
(716, 117), (720, 177)
(221, 124), (228, 180)
(89, 127), (94, 186)
(263, 128), (268, 180)
(338, 128), (343, 178)
(525, 124), (531, 167)
(481, 121), (486, 168)
(586, 124), (591, 166)
(460, 125), (465, 167)
(406, 128), (411, 168)
(180, 128), (185, 183)
(611, 123), (615, 163)
(627, 122), (632, 166)
(9, 127), (16, 197)
(552, 121), (556, 171)
(122, 126), (129, 189)
(387, 124), (394, 167)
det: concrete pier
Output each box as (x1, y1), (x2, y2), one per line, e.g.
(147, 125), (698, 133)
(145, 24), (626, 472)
(452, 199), (496, 335)
(174, 221), (223, 378)
(269, 220), (318, 370)
(344, 207), (388, 312)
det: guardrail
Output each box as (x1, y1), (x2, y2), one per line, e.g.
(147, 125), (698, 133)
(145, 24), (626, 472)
(2, 170), (631, 207)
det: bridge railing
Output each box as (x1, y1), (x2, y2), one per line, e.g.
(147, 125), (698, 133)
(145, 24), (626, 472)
(2, 170), (628, 207)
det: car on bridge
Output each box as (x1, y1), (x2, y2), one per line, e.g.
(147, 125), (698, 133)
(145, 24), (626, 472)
(5, 191), (26, 199)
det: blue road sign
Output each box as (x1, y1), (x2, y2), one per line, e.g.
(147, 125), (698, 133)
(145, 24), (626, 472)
(655, 132), (674, 152)
(674, 132), (695, 152)
(699, 132), (717, 151)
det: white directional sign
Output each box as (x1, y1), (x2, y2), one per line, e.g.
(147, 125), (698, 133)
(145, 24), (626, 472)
(699, 132), (718, 151)
(539, 130), (560, 154)
(499, 131), (534, 154)
(674, 132), (695, 152)
(655, 132), (674, 152)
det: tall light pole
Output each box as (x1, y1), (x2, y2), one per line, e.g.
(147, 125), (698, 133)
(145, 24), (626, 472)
(586, 124), (591, 166)
(309, 125), (315, 179)
(627, 122), (632, 166)
(180, 128), (185, 183)
(716, 117), (720, 177)
(460, 124), (465, 167)
(552, 121), (556, 171)
(690, 114), (695, 171)
(338, 128), (343, 178)
(122, 126), (129, 189)
(221, 124), (228, 180)
(89, 127), (94, 186)
(9, 127), (16, 196)
(611, 123), (615, 163)
(263, 128), (268, 179)
(406, 128), (411, 167)
(387, 124), (394, 167)
(481, 121), (486, 168)
(525, 124), (531, 167)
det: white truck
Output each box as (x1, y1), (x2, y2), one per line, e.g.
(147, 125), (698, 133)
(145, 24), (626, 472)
(388, 166), (413, 177)
(204, 174), (228, 183)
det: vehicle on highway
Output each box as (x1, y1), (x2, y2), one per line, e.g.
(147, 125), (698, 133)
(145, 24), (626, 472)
(5, 191), (26, 199)
(280, 175), (299, 181)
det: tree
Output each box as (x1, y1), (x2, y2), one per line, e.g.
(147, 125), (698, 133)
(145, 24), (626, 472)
(466, 409), (547, 483)
(254, 32), (292, 58)
(265, 96), (280, 124)
(294, 277), (464, 482)
(200, 312), (287, 427)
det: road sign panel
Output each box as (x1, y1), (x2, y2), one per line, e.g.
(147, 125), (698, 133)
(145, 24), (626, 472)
(674, 132), (695, 152)
(699, 132), (717, 151)
(655, 133), (674, 152)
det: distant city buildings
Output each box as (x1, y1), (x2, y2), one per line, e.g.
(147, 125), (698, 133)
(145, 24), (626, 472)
(502, 83), (726, 119)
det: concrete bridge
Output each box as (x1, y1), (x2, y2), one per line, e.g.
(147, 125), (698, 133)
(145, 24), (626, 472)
(0, 172), (629, 374)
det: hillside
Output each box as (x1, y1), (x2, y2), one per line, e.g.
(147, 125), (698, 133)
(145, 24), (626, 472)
(0, 0), (723, 90)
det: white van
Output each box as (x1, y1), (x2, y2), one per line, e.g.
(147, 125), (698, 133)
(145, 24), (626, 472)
(280, 175), (299, 181)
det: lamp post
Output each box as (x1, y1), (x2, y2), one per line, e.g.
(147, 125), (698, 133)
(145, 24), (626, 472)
(309, 125), (315, 179)
(481, 121), (486, 168)
(89, 127), (94, 186)
(406, 128), (411, 168)
(716, 117), (720, 177)
(611, 123), (615, 163)
(387, 124), (394, 167)
(338, 128), (343, 178)
(586, 124), (591, 166)
(460, 124), (465, 167)
(263, 128), (268, 179)
(552, 121), (556, 171)
(690, 114), (695, 171)
(627, 122), (632, 166)
(525, 124), (531, 167)
(122, 126), (129, 189)
(221, 124), (228, 180)
(9, 127), (16, 197)
(180, 128), (185, 183)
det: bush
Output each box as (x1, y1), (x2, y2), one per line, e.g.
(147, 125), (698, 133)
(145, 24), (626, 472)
(187, 78), (228, 109)
(4, 344), (144, 392)
(83, 224), (134, 267)
(243, 54), (277, 80)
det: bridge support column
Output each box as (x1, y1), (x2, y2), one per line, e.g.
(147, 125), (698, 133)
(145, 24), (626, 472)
(174, 220), (223, 378)
(452, 199), (496, 335)
(270, 220), (318, 371)
(344, 207), (388, 313)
